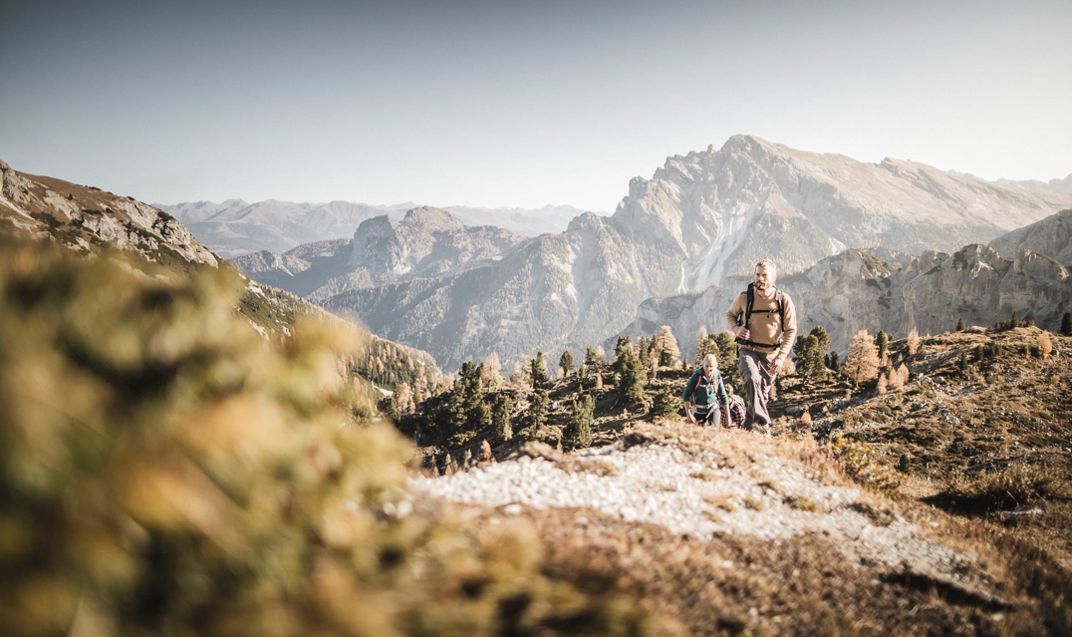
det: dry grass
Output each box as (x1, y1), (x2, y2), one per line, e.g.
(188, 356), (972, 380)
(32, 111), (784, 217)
(705, 494), (737, 512)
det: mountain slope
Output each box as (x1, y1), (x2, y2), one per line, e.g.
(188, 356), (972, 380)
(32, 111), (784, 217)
(0, 161), (218, 268)
(989, 208), (1072, 264)
(0, 159), (443, 389)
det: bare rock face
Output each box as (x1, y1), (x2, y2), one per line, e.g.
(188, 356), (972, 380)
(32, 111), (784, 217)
(0, 160), (218, 268)
(322, 211), (679, 370)
(989, 209), (1072, 264)
(613, 135), (1072, 292)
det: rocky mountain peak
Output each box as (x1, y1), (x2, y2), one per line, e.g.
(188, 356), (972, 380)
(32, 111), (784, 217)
(402, 205), (464, 232)
(609, 136), (1072, 294)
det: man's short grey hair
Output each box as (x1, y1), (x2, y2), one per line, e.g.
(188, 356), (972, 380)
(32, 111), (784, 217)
(756, 258), (777, 274)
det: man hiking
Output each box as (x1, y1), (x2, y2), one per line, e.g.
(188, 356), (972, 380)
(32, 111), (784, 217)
(725, 258), (797, 434)
(682, 353), (731, 427)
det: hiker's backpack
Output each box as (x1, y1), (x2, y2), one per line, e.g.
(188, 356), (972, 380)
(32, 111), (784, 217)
(734, 283), (786, 348)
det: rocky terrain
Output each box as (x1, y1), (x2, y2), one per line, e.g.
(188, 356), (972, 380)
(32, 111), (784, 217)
(0, 161), (218, 268)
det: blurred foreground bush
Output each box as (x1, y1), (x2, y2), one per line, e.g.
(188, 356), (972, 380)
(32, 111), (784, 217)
(0, 238), (649, 636)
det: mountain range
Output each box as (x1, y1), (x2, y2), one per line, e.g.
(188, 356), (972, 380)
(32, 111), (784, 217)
(232, 136), (1072, 370)
(159, 199), (588, 257)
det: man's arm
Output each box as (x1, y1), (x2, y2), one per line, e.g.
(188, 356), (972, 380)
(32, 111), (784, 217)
(776, 294), (798, 361)
(768, 294), (798, 374)
(725, 293), (745, 335)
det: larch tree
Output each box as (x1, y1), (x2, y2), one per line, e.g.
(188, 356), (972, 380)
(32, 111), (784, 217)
(654, 325), (681, 368)
(843, 329), (880, 387)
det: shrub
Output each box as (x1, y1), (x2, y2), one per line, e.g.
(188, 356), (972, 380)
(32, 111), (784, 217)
(829, 437), (901, 490)
(1039, 332), (1053, 359)
(0, 239), (650, 636)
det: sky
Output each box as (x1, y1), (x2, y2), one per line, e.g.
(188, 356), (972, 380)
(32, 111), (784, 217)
(1, 0), (1070, 212)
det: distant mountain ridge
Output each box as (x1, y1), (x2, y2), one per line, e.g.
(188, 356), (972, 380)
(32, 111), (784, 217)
(160, 199), (590, 257)
(1001, 172), (1072, 194)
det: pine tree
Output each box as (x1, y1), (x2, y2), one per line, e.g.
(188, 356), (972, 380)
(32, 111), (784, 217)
(810, 325), (831, 356)
(1039, 332), (1053, 359)
(395, 382), (413, 415)
(875, 331), (889, 362)
(584, 346), (599, 371)
(713, 331), (740, 387)
(825, 351), (840, 371)
(793, 334), (827, 384)
(1062, 311), (1072, 336)
(563, 394), (594, 450)
(510, 357), (531, 391)
(613, 336), (646, 405)
(559, 350), (574, 378)
(956, 317), (966, 332)
(530, 353), (549, 390)
(650, 385), (679, 419)
(843, 330), (880, 387)
(492, 393), (514, 441)
(525, 389), (548, 436)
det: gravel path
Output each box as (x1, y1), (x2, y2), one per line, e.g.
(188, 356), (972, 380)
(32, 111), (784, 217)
(410, 440), (995, 597)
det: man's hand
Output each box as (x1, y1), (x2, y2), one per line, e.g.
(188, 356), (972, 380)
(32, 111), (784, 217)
(735, 326), (750, 340)
(721, 406), (731, 429)
(767, 355), (784, 376)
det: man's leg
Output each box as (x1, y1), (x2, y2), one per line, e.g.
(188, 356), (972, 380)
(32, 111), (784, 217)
(738, 349), (773, 430)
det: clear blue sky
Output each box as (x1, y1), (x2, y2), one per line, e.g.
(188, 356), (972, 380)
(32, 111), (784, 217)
(2, 0), (1069, 211)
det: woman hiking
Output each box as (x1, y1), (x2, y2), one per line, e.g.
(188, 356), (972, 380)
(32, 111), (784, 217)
(682, 353), (731, 427)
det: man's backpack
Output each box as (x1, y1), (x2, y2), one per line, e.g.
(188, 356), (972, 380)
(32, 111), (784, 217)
(735, 283), (786, 348)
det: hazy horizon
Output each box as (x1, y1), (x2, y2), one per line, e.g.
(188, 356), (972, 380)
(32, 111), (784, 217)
(2, 0), (1070, 211)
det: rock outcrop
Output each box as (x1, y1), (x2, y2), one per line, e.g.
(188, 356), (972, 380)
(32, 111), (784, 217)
(0, 160), (218, 267)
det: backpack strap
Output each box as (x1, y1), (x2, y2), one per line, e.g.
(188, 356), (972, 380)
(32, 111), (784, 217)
(735, 285), (785, 350)
(744, 283), (755, 324)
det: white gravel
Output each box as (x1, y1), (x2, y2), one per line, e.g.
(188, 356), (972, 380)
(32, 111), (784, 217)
(409, 442), (978, 578)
